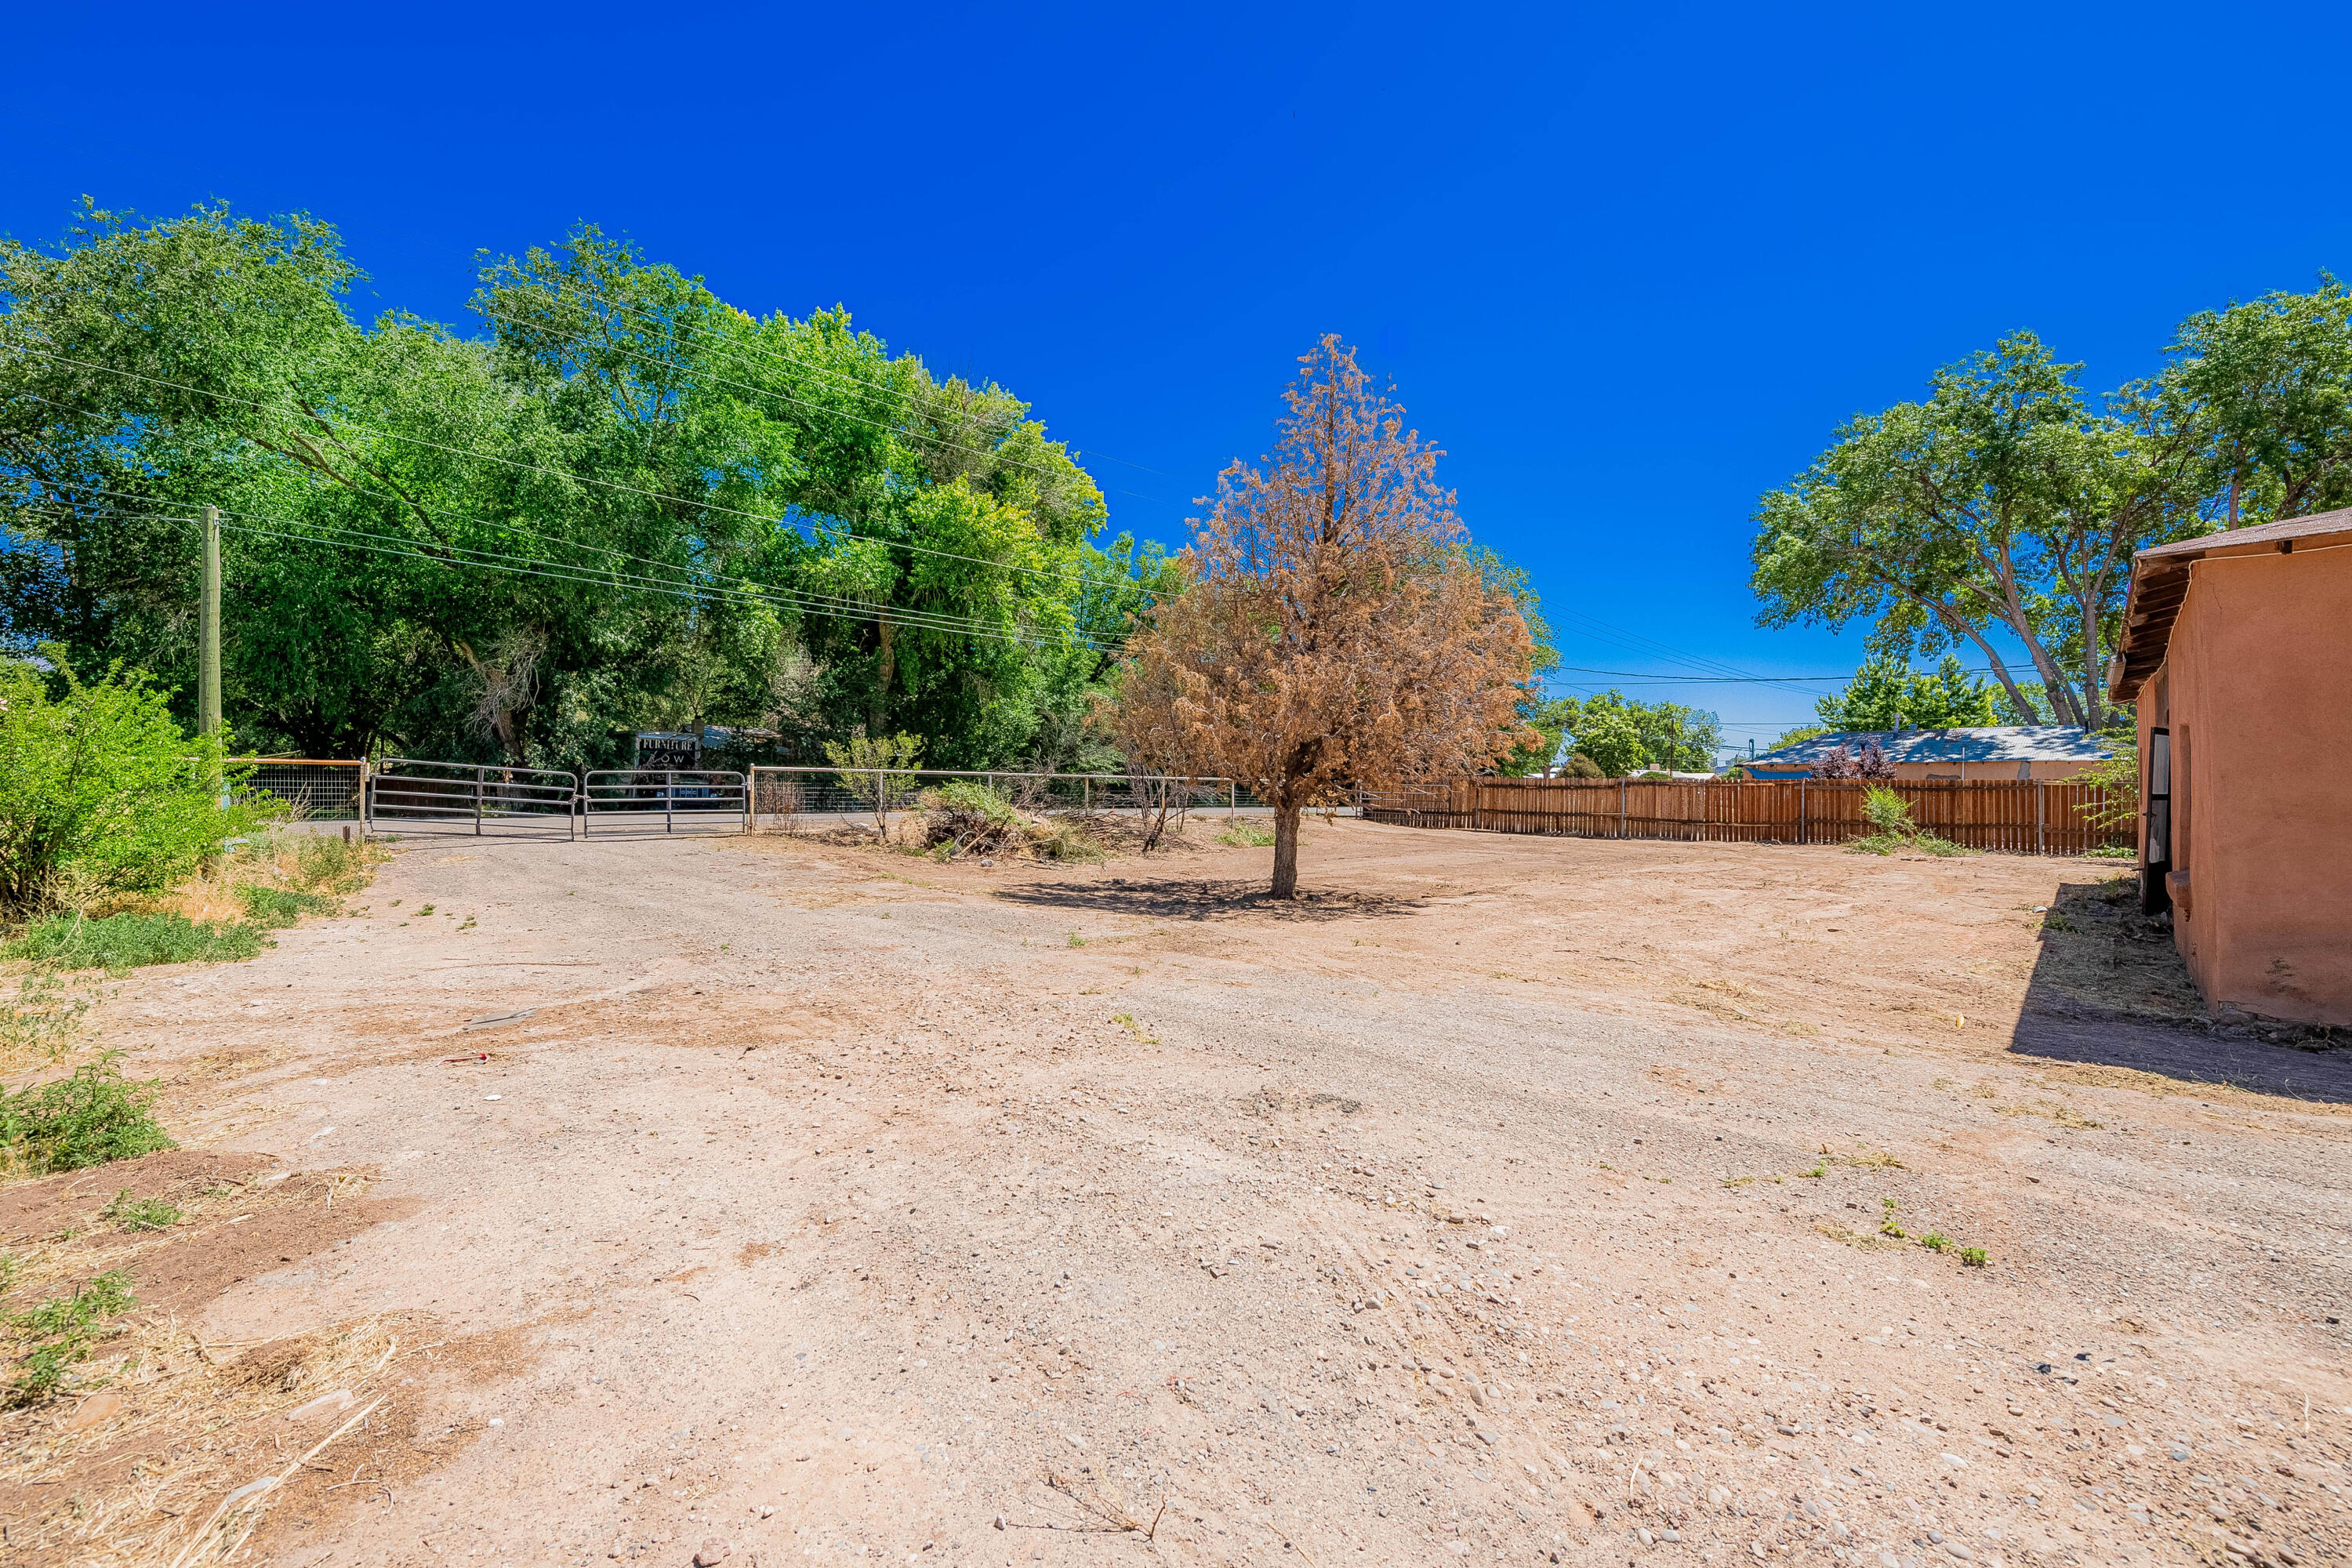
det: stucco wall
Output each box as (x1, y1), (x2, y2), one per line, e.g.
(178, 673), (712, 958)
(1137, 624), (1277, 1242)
(2151, 543), (2352, 1024)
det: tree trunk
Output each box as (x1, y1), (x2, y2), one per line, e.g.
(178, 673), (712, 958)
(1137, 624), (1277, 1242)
(1270, 804), (1302, 898)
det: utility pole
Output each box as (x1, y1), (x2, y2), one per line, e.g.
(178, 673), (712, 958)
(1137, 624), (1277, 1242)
(199, 505), (222, 737)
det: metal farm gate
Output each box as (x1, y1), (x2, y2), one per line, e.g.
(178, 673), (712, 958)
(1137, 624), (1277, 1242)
(583, 768), (749, 834)
(364, 758), (579, 838)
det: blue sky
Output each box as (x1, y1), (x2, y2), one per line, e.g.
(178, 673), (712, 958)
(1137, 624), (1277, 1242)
(7, 2), (2350, 749)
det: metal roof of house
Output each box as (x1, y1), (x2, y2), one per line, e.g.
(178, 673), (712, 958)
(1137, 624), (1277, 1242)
(2109, 506), (2352, 701)
(1751, 726), (2114, 766)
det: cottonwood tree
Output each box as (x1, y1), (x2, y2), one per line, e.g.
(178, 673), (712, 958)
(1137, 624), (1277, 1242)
(1750, 333), (2202, 732)
(1116, 337), (1534, 898)
(1753, 285), (2352, 734)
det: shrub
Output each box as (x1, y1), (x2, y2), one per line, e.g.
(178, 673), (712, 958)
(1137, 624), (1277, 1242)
(0, 1053), (174, 1176)
(1863, 786), (1912, 835)
(4, 910), (270, 971)
(2073, 735), (2140, 843)
(1815, 740), (1895, 780)
(1218, 819), (1278, 848)
(7, 1270), (135, 1404)
(0, 658), (276, 920)
(1848, 786), (1969, 858)
(821, 728), (924, 840)
(1560, 752), (1605, 780)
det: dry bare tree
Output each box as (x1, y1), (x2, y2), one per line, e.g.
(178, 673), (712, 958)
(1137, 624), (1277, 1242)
(1115, 336), (1535, 897)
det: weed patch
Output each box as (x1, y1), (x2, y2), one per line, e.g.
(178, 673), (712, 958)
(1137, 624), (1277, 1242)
(4, 910), (270, 971)
(100, 1187), (180, 1231)
(0, 1054), (173, 1177)
(1217, 820), (1278, 848)
(238, 884), (339, 927)
(6, 1270), (134, 1405)
(0, 969), (95, 1062)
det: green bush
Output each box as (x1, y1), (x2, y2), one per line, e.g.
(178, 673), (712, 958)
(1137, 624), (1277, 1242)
(1848, 786), (1970, 858)
(4, 910), (270, 971)
(0, 657), (275, 920)
(1217, 819), (1278, 848)
(0, 1053), (174, 1176)
(7, 1270), (135, 1404)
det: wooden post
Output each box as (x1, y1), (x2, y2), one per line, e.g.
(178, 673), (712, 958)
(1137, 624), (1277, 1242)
(2037, 779), (2046, 855)
(1798, 779), (1806, 844)
(1618, 778), (1627, 839)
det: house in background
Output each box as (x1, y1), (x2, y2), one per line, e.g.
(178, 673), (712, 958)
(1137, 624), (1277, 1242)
(1743, 726), (2112, 782)
(2108, 507), (2352, 1027)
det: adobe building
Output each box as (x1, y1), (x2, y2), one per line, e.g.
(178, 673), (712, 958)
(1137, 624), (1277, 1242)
(2107, 507), (2352, 1026)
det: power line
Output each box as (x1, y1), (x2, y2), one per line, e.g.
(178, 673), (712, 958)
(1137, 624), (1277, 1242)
(13, 347), (1163, 600)
(26, 466), (1141, 651)
(1540, 662), (2008, 686)
(24, 487), (1129, 653)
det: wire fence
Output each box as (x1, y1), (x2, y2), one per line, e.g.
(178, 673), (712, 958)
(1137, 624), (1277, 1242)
(748, 768), (1254, 833)
(239, 759), (365, 819)
(219, 758), (1319, 843)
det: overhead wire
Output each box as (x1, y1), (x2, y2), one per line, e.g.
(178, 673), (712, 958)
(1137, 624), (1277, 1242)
(16, 483), (1132, 653)
(23, 462), (1138, 652)
(12, 346), (1168, 601)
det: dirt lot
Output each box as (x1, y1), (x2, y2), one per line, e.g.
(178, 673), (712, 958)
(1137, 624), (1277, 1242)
(2, 817), (2347, 1567)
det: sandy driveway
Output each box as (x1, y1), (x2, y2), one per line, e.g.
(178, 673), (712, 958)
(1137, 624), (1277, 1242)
(4, 818), (2347, 1567)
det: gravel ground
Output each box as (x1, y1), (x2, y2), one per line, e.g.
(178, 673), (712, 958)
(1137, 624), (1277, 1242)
(3, 817), (2347, 1568)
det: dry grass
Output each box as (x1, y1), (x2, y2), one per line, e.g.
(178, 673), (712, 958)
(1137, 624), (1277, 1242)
(0, 1164), (430, 1563)
(0, 1312), (409, 1566)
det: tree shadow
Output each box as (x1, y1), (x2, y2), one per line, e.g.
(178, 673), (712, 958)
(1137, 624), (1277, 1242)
(2008, 872), (2352, 1104)
(989, 873), (1430, 925)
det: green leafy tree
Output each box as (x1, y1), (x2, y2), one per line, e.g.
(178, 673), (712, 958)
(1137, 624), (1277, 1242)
(1526, 690), (1719, 776)
(1814, 655), (2000, 731)
(1751, 333), (2203, 733)
(2168, 277), (2352, 525)
(3, 205), (1137, 773)
(1755, 285), (2352, 734)
(1569, 706), (1647, 778)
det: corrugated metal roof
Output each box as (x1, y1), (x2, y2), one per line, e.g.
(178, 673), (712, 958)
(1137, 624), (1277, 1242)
(1751, 726), (2114, 765)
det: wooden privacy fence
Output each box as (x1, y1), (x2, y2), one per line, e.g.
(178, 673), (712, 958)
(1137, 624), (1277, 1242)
(1361, 776), (2132, 855)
